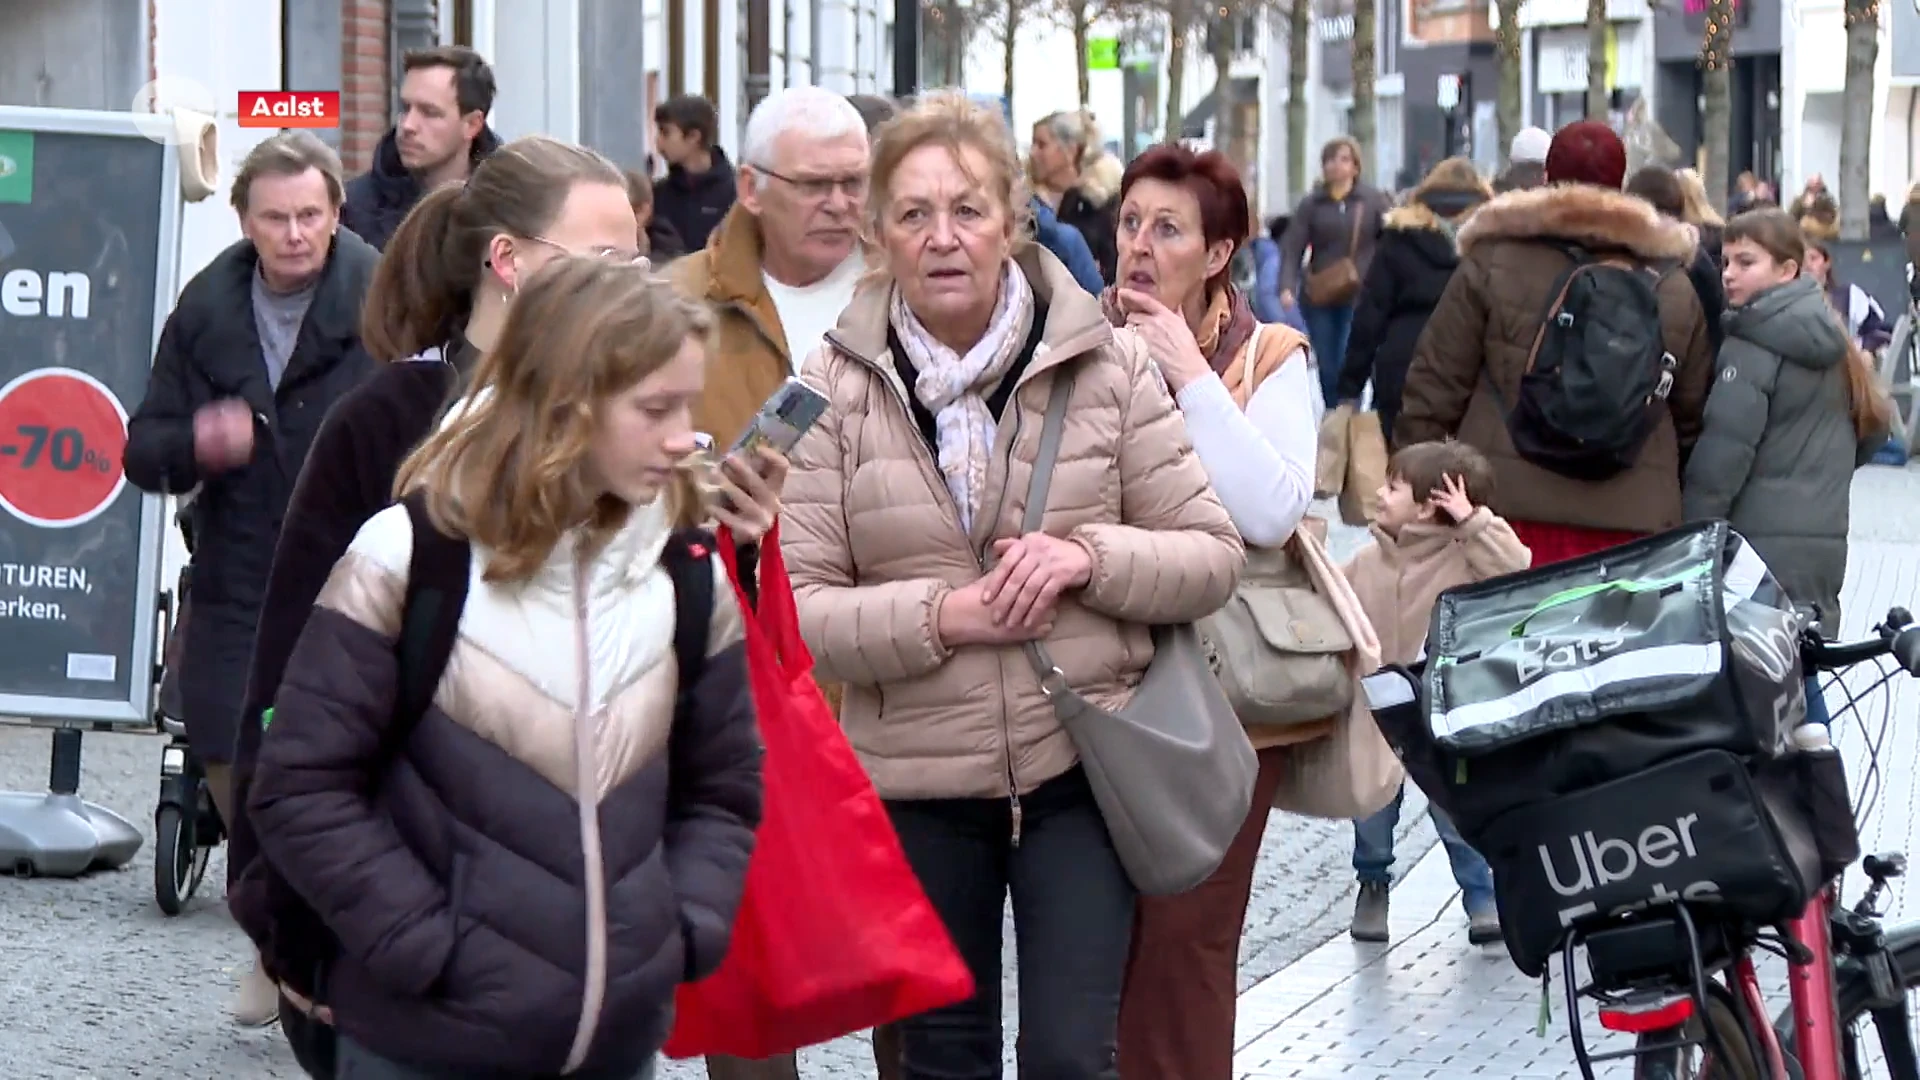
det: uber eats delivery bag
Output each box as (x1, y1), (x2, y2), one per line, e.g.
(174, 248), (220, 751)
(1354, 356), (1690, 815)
(1473, 748), (1825, 976)
(1383, 521), (1806, 840)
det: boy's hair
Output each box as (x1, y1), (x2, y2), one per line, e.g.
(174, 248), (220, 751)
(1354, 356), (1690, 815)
(1389, 440), (1495, 522)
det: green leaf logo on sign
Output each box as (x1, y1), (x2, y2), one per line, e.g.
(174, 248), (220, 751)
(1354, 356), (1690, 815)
(1087, 37), (1120, 70)
(0, 131), (33, 204)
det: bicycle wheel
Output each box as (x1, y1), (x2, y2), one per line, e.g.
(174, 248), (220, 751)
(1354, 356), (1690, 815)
(153, 803), (208, 916)
(1634, 981), (1765, 1080)
(1776, 925), (1920, 1079)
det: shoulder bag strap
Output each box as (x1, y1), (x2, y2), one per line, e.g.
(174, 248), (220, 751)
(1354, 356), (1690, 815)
(391, 492), (471, 755)
(1015, 367), (1090, 701)
(1239, 323), (1266, 402)
(661, 528), (717, 702)
(1346, 198), (1366, 256)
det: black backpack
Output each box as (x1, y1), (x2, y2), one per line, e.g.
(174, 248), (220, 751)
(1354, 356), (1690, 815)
(1491, 242), (1681, 482)
(258, 491), (718, 1004)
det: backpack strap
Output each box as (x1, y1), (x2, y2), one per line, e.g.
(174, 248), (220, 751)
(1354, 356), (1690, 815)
(661, 528), (718, 702)
(391, 492), (471, 751)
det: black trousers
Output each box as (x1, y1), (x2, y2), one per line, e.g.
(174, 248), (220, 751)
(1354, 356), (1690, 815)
(334, 1035), (654, 1079)
(884, 767), (1135, 1080)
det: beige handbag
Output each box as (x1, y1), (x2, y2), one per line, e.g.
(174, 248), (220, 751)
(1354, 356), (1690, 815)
(1199, 536), (1355, 729)
(1265, 526), (1405, 819)
(1315, 403), (1352, 498)
(1199, 331), (1355, 729)
(1338, 409), (1388, 526)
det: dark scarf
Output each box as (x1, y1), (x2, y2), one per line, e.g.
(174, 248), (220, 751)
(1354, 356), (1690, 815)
(1100, 284), (1259, 376)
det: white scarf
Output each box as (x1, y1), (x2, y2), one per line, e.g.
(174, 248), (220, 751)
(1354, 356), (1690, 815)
(889, 263), (1036, 534)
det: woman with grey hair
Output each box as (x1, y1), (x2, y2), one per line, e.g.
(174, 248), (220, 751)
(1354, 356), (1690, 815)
(1029, 109), (1123, 283)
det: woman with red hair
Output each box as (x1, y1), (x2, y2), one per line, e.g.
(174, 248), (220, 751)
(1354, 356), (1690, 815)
(1103, 142), (1320, 1080)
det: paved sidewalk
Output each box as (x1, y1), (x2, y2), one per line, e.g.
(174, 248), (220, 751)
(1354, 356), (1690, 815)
(1230, 467), (1920, 1080)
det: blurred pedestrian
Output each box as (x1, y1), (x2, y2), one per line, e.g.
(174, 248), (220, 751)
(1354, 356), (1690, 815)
(654, 95), (737, 251)
(1277, 136), (1391, 407)
(623, 168), (687, 263)
(1627, 164), (1727, 357)
(1029, 110), (1123, 283)
(1494, 126), (1549, 194)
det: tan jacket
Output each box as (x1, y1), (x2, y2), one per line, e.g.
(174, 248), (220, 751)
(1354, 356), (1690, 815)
(1341, 507), (1532, 665)
(666, 207), (799, 448)
(782, 246), (1246, 801)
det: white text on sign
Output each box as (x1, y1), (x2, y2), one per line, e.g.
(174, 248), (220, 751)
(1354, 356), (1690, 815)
(1, 269), (92, 319)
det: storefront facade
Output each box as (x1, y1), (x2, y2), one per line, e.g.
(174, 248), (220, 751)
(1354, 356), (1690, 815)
(1650, 0), (1786, 198)
(1516, 0), (1654, 131)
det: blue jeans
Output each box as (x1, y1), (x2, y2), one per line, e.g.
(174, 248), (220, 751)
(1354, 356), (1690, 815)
(1353, 785), (1497, 914)
(1301, 299), (1357, 407)
(1805, 674), (1831, 726)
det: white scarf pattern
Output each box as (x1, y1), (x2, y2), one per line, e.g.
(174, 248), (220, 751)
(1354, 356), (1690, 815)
(889, 263), (1036, 535)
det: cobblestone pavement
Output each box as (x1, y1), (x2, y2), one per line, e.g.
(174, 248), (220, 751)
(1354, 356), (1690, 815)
(0, 509), (1399, 1078)
(1230, 464), (1920, 1079)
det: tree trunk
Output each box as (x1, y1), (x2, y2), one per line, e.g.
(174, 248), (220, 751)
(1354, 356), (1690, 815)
(1003, 0), (1020, 102)
(1164, 0), (1189, 138)
(1838, 0), (1880, 240)
(1701, 0), (1733, 214)
(944, 0), (965, 85)
(1352, 0), (1377, 171)
(1073, 2), (1093, 106)
(1288, 0), (1310, 196)
(1495, 0), (1524, 166)
(1211, 14), (1237, 163)
(1585, 0), (1609, 120)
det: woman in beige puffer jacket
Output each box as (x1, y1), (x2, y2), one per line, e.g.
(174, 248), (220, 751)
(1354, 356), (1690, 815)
(781, 93), (1243, 1080)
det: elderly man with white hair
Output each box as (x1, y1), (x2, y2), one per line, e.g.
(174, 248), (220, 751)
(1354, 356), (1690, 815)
(666, 85), (893, 1080)
(669, 86), (871, 453)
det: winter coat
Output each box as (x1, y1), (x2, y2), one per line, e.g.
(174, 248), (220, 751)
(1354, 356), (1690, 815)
(248, 493), (762, 1075)
(1336, 199), (1463, 438)
(124, 232), (380, 764)
(1341, 508), (1532, 665)
(1396, 183), (1715, 535)
(1682, 275), (1879, 626)
(782, 244), (1245, 801)
(341, 128), (504, 250)
(1054, 154), (1122, 286)
(228, 347), (473, 901)
(1277, 182), (1393, 303)
(654, 148), (739, 254)
(1030, 195), (1105, 294)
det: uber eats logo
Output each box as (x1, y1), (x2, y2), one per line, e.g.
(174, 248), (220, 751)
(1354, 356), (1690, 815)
(1540, 812), (1723, 927)
(0, 130), (33, 204)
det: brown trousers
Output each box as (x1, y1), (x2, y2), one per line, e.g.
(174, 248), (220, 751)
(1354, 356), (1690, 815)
(703, 1025), (901, 1080)
(1116, 747), (1288, 1080)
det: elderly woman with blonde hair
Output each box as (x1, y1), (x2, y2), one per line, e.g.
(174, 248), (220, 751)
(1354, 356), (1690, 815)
(782, 91), (1244, 1079)
(1029, 108), (1124, 282)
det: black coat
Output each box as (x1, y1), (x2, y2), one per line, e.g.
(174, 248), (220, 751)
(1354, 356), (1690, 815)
(341, 127), (504, 250)
(1337, 201), (1462, 440)
(653, 148), (738, 254)
(1056, 186), (1118, 287)
(123, 232), (379, 762)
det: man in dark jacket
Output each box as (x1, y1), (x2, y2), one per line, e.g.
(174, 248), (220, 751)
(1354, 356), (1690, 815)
(340, 45), (502, 249)
(653, 94), (738, 252)
(123, 129), (378, 1028)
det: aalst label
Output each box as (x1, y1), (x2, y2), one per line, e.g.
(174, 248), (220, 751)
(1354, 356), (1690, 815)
(237, 91), (341, 129)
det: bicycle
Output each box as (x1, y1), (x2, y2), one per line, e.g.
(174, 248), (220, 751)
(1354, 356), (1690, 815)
(1552, 607), (1920, 1080)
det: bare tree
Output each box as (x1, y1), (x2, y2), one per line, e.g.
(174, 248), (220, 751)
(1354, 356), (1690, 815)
(1838, 0), (1880, 239)
(921, 0), (977, 86)
(1352, 0), (1376, 166)
(1700, 0), (1733, 213)
(994, 0), (1024, 102)
(1288, 0), (1311, 195)
(1585, 0), (1609, 120)
(1495, 0), (1524, 166)
(1055, 0), (1102, 106)
(1162, 0), (1195, 137)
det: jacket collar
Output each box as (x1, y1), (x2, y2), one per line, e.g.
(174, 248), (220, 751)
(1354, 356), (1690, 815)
(1459, 183), (1698, 262)
(826, 244), (1111, 385)
(1368, 518), (1468, 563)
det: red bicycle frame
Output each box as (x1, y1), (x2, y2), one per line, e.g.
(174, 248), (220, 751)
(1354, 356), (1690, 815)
(1730, 884), (1844, 1080)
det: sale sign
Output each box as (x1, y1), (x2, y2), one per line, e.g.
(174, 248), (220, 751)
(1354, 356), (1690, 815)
(0, 368), (129, 528)
(237, 91), (341, 129)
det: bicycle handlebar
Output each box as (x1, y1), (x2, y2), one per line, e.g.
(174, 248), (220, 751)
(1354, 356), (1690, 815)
(1800, 607), (1920, 677)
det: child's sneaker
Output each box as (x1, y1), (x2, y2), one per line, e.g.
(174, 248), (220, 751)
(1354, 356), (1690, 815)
(1467, 903), (1503, 946)
(1350, 882), (1390, 942)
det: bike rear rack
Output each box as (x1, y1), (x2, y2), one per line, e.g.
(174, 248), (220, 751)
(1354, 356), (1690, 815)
(1561, 903), (1746, 1079)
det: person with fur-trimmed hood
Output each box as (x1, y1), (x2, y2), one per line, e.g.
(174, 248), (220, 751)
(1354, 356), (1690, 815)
(1335, 156), (1492, 443)
(1029, 109), (1124, 284)
(1395, 121), (1715, 566)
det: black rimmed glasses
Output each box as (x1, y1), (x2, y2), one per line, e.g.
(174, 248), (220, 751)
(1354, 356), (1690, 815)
(753, 165), (869, 201)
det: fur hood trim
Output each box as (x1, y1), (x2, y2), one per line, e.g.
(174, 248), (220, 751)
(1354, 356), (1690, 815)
(1078, 153), (1123, 205)
(1384, 202), (1446, 232)
(1459, 184), (1696, 262)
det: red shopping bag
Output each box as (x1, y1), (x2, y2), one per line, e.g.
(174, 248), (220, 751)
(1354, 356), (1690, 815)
(664, 524), (975, 1059)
